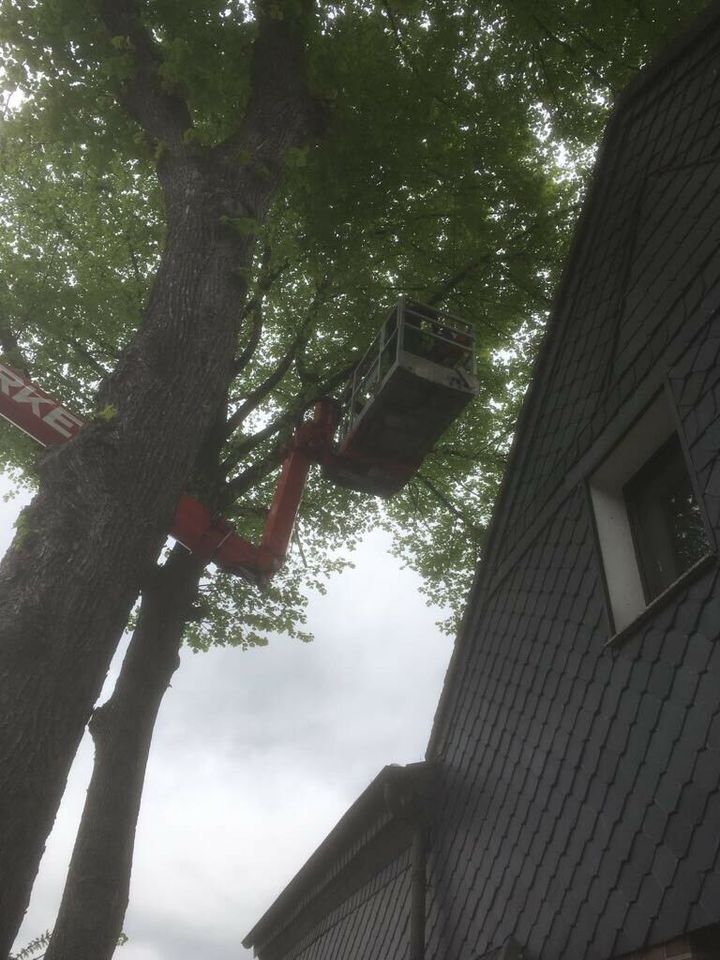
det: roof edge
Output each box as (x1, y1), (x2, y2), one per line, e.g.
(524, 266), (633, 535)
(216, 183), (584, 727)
(242, 760), (436, 953)
(615, 0), (720, 113)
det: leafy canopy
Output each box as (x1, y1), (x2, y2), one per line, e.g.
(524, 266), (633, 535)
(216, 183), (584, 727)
(0, 0), (706, 637)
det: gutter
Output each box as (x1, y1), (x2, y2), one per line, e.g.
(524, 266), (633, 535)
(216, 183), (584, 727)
(381, 766), (436, 960)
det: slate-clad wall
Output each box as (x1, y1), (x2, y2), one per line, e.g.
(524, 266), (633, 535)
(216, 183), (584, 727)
(279, 850), (411, 960)
(425, 18), (720, 960)
(491, 28), (720, 566)
(426, 502), (719, 959)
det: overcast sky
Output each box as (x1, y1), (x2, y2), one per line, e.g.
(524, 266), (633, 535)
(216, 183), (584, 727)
(3, 483), (454, 959)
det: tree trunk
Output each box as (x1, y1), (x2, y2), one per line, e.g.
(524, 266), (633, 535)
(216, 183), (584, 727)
(0, 165), (246, 957)
(0, 5), (321, 950)
(43, 545), (204, 960)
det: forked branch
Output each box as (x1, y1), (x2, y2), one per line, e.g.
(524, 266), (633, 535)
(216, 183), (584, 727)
(96, 0), (193, 145)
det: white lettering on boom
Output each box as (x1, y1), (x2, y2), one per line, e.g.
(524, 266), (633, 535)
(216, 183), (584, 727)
(0, 364), (24, 396)
(43, 406), (83, 439)
(12, 385), (55, 418)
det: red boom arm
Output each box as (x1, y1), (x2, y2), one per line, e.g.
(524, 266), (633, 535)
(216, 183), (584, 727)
(0, 362), (338, 585)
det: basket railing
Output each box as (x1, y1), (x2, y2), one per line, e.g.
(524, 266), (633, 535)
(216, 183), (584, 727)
(339, 300), (476, 443)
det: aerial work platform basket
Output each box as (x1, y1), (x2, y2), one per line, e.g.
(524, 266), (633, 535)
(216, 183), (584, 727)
(323, 299), (480, 497)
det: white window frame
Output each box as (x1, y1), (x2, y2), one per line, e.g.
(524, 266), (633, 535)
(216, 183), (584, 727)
(588, 392), (708, 633)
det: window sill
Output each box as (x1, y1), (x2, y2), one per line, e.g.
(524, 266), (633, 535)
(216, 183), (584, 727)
(605, 551), (718, 649)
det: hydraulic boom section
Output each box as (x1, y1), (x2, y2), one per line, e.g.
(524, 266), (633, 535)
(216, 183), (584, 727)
(165, 400), (339, 583)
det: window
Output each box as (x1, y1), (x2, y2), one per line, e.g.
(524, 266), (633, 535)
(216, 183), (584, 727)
(589, 393), (712, 634)
(624, 434), (711, 603)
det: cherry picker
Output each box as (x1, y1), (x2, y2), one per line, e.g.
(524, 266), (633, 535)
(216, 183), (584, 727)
(0, 300), (478, 584)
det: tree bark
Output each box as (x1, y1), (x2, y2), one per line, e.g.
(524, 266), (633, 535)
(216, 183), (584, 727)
(43, 545), (204, 960)
(0, 3), (322, 950)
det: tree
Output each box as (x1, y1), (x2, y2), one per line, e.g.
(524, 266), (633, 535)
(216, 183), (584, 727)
(0, 1), (325, 949)
(0, 0), (705, 955)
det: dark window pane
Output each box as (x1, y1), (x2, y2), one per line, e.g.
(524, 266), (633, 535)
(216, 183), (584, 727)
(624, 435), (711, 602)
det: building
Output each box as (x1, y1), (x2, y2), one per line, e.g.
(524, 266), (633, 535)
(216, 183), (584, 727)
(243, 7), (720, 959)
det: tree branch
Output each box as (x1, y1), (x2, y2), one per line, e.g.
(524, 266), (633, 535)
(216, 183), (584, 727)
(97, 0), (193, 145)
(222, 358), (353, 475)
(220, 1), (326, 204)
(0, 322), (31, 377)
(294, 281), (332, 386)
(234, 301), (265, 377)
(102, 198), (150, 313)
(426, 258), (487, 307)
(416, 473), (485, 541)
(532, 15), (614, 92)
(224, 442), (286, 501)
(228, 279), (330, 438)
(529, 39), (564, 118)
(555, 13), (614, 60)
(223, 411), (293, 473)
(67, 338), (111, 380)
(233, 244), (289, 375)
(226, 341), (301, 439)
(381, 1), (457, 112)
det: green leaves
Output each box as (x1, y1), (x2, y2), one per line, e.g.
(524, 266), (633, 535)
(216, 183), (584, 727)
(94, 404), (118, 423)
(219, 214), (259, 236)
(8, 929), (128, 958)
(0, 0), (708, 641)
(8, 930), (51, 960)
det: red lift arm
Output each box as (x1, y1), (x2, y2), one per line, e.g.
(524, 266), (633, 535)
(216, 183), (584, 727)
(0, 361), (338, 585)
